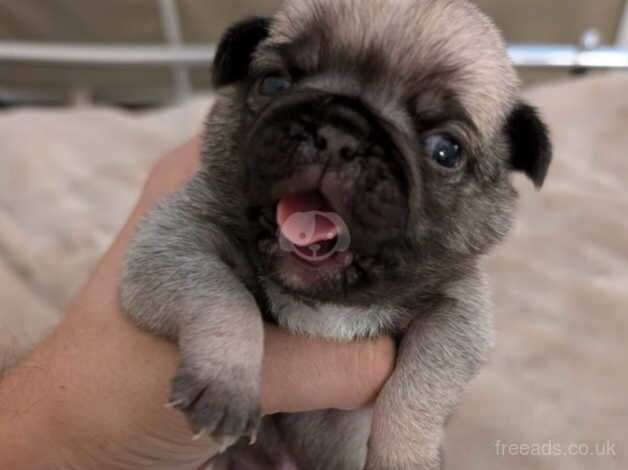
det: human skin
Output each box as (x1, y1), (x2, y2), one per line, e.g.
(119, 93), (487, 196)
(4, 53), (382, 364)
(0, 137), (395, 469)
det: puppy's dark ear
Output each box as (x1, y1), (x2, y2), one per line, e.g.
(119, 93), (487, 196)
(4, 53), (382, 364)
(212, 17), (271, 87)
(505, 102), (552, 188)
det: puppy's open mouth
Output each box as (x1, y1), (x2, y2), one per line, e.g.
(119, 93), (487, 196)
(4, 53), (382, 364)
(275, 191), (353, 269)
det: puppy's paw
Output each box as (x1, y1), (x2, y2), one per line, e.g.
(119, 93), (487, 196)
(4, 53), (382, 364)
(365, 443), (442, 470)
(169, 363), (261, 442)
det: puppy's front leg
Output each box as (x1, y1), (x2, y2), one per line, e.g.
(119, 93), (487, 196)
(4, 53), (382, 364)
(168, 259), (263, 442)
(366, 279), (494, 470)
(120, 175), (263, 441)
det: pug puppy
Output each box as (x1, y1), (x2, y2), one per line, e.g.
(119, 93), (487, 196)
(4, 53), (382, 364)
(120, 0), (552, 468)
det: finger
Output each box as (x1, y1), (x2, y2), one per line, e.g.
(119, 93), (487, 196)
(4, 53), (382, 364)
(260, 324), (395, 415)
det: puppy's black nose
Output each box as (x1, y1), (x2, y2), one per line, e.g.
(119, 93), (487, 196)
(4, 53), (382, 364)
(314, 101), (373, 162)
(316, 124), (361, 161)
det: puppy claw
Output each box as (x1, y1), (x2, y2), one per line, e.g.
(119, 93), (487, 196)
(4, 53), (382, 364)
(215, 436), (237, 454)
(192, 428), (208, 441)
(165, 398), (186, 409)
(171, 362), (261, 444)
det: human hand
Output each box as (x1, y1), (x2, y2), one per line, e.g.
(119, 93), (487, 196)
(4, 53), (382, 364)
(0, 137), (395, 469)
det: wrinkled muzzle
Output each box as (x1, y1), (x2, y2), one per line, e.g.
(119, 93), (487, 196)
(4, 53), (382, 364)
(244, 89), (409, 257)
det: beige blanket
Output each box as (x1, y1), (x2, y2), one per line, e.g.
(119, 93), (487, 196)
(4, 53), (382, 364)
(0, 75), (626, 469)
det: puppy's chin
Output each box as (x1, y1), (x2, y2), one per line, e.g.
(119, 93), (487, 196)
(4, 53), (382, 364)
(255, 236), (363, 299)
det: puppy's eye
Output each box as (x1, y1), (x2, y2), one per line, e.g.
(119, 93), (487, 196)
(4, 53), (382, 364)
(424, 135), (464, 170)
(259, 74), (292, 96)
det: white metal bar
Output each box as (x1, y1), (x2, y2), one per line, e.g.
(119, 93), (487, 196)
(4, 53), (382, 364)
(0, 42), (216, 66)
(157, 0), (191, 99)
(508, 44), (628, 68)
(1, 42), (628, 69)
(616, 0), (628, 46)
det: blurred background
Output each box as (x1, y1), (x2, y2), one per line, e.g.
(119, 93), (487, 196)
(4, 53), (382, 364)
(0, 1), (626, 470)
(1, 0), (628, 105)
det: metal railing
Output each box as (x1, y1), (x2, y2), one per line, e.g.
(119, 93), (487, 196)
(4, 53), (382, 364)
(2, 20), (628, 69)
(2, 41), (628, 69)
(0, 0), (627, 105)
(157, 0), (191, 99)
(2, 40), (626, 105)
(0, 42), (217, 66)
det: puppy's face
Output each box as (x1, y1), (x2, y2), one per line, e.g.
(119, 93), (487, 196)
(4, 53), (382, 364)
(210, 0), (551, 303)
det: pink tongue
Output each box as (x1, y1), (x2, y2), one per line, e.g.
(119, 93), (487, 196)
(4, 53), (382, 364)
(276, 192), (340, 247)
